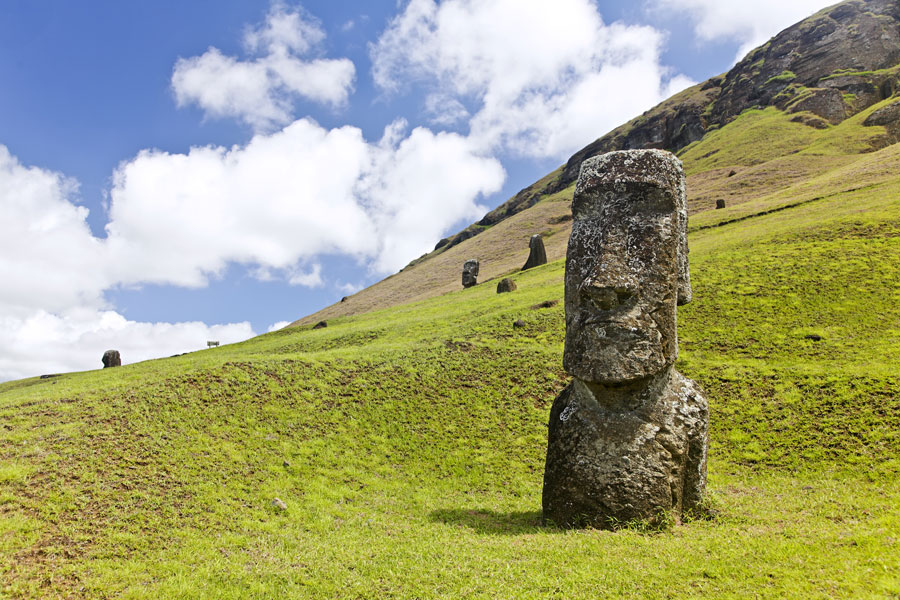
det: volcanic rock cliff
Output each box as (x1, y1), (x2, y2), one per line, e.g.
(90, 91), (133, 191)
(430, 0), (900, 255)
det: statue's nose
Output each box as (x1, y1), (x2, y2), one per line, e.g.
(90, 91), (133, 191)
(582, 279), (634, 311)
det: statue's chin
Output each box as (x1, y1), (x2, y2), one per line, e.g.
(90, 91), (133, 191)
(564, 329), (670, 384)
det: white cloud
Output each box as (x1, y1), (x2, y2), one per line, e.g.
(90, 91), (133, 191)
(337, 281), (364, 295)
(652, 0), (836, 63)
(105, 120), (375, 288)
(370, 0), (689, 159)
(105, 117), (503, 284)
(288, 263), (323, 287)
(172, 4), (356, 131)
(0, 308), (253, 382)
(267, 320), (291, 332)
(0, 146), (107, 317)
(424, 93), (469, 126)
(0, 145), (255, 382)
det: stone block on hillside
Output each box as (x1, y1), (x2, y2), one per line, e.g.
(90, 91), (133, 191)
(542, 149), (709, 529)
(716, 199), (726, 209)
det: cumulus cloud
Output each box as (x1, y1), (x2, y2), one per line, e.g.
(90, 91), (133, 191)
(0, 145), (255, 382)
(0, 309), (253, 382)
(267, 321), (291, 332)
(104, 117), (503, 283)
(0, 114), (502, 380)
(172, 3), (356, 130)
(652, 0), (837, 62)
(0, 146), (106, 317)
(288, 263), (323, 287)
(370, 0), (691, 159)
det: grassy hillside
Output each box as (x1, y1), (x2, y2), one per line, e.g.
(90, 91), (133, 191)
(299, 96), (897, 326)
(2, 129), (899, 596)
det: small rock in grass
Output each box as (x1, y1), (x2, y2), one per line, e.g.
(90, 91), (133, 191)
(530, 299), (559, 310)
(282, 460), (290, 467)
(497, 278), (517, 293)
(272, 497), (288, 511)
(513, 319), (526, 329)
(804, 334), (823, 341)
(716, 199), (726, 209)
(313, 320), (327, 329)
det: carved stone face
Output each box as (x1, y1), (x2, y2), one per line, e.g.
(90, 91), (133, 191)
(563, 150), (690, 384)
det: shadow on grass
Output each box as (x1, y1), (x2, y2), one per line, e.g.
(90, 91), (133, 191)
(429, 508), (549, 535)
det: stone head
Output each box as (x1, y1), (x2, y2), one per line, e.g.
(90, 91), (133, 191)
(563, 149), (691, 383)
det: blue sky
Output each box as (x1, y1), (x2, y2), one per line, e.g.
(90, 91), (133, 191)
(0, 0), (836, 380)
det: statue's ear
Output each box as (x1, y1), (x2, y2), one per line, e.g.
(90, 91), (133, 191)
(676, 185), (694, 306)
(677, 235), (692, 305)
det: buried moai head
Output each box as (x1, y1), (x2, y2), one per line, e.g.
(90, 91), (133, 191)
(563, 149), (692, 383)
(102, 349), (121, 368)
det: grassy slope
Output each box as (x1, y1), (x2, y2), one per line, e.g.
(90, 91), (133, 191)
(296, 94), (898, 326)
(2, 107), (899, 596)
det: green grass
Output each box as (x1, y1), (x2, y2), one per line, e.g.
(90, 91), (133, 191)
(2, 166), (899, 597)
(764, 70), (796, 86)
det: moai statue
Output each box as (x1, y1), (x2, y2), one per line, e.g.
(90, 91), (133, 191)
(462, 259), (480, 288)
(542, 149), (708, 529)
(522, 234), (548, 270)
(102, 350), (121, 368)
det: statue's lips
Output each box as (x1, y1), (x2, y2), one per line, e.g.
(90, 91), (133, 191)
(579, 312), (649, 342)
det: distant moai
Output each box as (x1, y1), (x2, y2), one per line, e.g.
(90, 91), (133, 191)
(716, 199), (726, 209)
(462, 259), (480, 288)
(542, 149), (709, 529)
(101, 350), (121, 368)
(522, 234), (548, 270)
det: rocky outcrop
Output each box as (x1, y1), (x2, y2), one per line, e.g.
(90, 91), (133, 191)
(785, 87), (848, 123)
(710, 0), (900, 124)
(864, 98), (900, 143)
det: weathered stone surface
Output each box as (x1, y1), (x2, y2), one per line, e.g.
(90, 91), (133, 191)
(786, 87), (848, 123)
(513, 319), (526, 328)
(716, 199), (726, 209)
(522, 234), (548, 270)
(313, 320), (327, 329)
(101, 350), (121, 369)
(543, 149), (708, 529)
(462, 259), (480, 288)
(496, 278), (517, 293)
(864, 99), (900, 126)
(272, 497), (288, 511)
